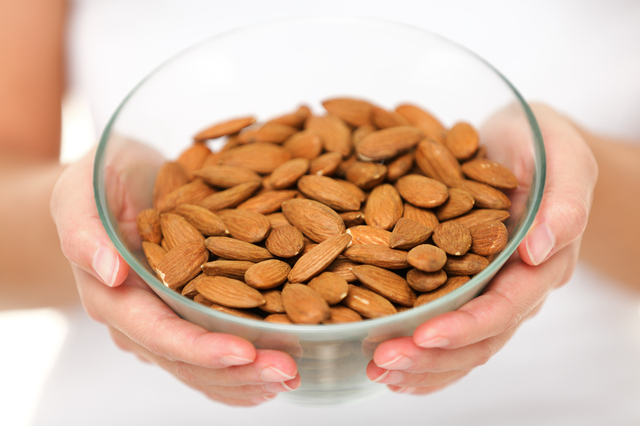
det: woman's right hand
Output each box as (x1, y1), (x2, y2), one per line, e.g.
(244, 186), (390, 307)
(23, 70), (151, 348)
(50, 149), (300, 406)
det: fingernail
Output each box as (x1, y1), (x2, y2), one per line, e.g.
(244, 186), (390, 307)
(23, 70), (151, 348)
(219, 355), (254, 366)
(378, 355), (413, 370)
(377, 370), (404, 385)
(262, 381), (294, 393)
(526, 222), (556, 266)
(372, 369), (390, 383)
(251, 395), (277, 404)
(415, 335), (449, 348)
(391, 386), (416, 394)
(260, 367), (296, 382)
(92, 246), (119, 287)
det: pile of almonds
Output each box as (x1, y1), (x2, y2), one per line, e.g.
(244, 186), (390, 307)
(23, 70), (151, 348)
(136, 98), (518, 325)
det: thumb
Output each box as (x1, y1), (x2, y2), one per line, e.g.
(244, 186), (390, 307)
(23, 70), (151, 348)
(51, 148), (130, 287)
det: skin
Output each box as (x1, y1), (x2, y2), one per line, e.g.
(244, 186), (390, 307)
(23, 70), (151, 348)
(2, 0), (639, 404)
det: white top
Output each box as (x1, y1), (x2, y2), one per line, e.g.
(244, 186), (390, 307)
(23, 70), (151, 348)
(33, 1), (640, 425)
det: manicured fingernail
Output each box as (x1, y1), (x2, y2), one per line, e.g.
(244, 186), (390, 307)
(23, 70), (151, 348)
(219, 355), (253, 366)
(391, 386), (416, 394)
(262, 381), (294, 393)
(526, 222), (556, 265)
(92, 246), (118, 287)
(377, 370), (404, 385)
(260, 367), (296, 382)
(415, 336), (449, 348)
(372, 369), (390, 383)
(378, 355), (413, 370)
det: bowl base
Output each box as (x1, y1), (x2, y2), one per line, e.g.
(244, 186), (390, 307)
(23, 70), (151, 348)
(280, 384), (387, 406)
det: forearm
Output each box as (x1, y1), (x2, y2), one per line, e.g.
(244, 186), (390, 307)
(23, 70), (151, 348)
(577, 128), (640, 290)
(0, 155), (78, 310)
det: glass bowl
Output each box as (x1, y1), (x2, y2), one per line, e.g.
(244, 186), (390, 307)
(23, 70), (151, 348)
(94, 16), (545, 406)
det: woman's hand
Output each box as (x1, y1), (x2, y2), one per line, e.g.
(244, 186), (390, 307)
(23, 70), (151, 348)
(50, 149), (300, 406)
(367, 103), (598, 394)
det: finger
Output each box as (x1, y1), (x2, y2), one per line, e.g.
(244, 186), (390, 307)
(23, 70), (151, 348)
(366, 360), (468, 388)
(499, 103), (597, 266)
(78, 267), (257, 368)
(412, 241), (579, 349)
(51, 148), (129, 287)
(387, 380), (463, 395)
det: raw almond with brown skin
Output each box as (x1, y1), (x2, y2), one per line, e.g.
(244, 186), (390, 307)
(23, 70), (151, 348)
(450, 179), (512, 210)
(155, 242), (209, 290)
(136, 208), (162, 244)
(469, 221), (509, 256)
(195, 275), (266, 308)
(264, 314), (294, 324)
(443, 253), (489, 275)
(323, 306), (363, 324)
(346, 225), (391, 246)
(193, 116), (256, 141)
(450, 208), (510, 228)
(268, 157), (309, 189)
(407, 244), (447, 272)
(343, 244), (409, 269)
(265, 225), (305, 258)
(236, 190), (297, 215)
(259, 289), (285, 314)
(434, 187), (475, 221)
(265, 212), (291, 229)
(432, 221), (472, 256)
(445, 122), (479, 160)
(219, 142), (292, 174)
(281, 284), (331, 324)
(403, 203), (440, 229)
(160, 213), (205, 250)
(415, 138), (465, 186)
(388, 217), (433, 250)
(352, 125), (376, 147)
(215, 209), (271, 243)
(343, 285), (397, 319)
(414, 276), (470, 307)
(282, 130), (323, 159)
(297, 175), (360, 211)
(209, 304), (264, 321)
(177, 143), (212, 180)
(244, 259), (291, 290)
(406, 268), (448, 292)
(395, 104), (446, 144)
(395, 174), (449, 208)
(281, 199), (345, 243)
(193, 165), (261, 188)
(386, 151), (415, 181)
(461, 158), (519, 190)
(371, 106), (410, 129)
(364, 184), (403, 230)
(198, 181), (261, 212)
(157, 179), (216, 213)
(352, 265), (416, 307)
(142, 241), (167, 272)
(340, 211), (365, 228)
(305, 115), (352, 157)
(322, 97), (375, 127)
(324, 258), (359, 282)
(267, 105), (311, 128)
(288, 233), (352, 283)
(356, 126), (424, 161)
(174, 204), (228, 236)
(308, 272), (349, 305)
(345, 161), (388, 190)
(309, 151), (343, 176)
(202, 260), (255, 280)
(237, 122), (298, 144)
(153, 162), (188, 210)
(205, 237), (273, 262)
(194, 294), (213, 307)
(335, 179), (367, 203)
(181, 274), (202, 299)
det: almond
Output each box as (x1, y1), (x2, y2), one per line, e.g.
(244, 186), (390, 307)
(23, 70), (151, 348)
(174, 204), (228, 236)
(204, 237), (273, 262)
(309, 151), (343, 176)
(388, 217), (433, 250)
(297, 175), (360, 211)
(236, 190), (297, 215)
(395, 174), (449, 208)
(177, 143), (212, 180)
(157, 179), (216, 213)
(432, 221), (472, 256)
(193, 116), (256, 141)
(305, 115), (352, 157)
(322, 97), (375, 127)
(395, 104), (446, 144)
(450, 179), (511, 210)
(444, 122), (479, 160)
(267, 105), (311, 128)
(264, 314), (294, 324)
(282, 129), (323, 159)
(345, 161), (388, 190)
(215, 209), (270, 243)
(364, 184), (403, 230)
(352, 265), (416, 307)
(281, 283), (331, 324)
(136, 208), (162, 244)
(244, 259), (291, 290)
(443, 253), (489, 275)
(259, 289), (285, 313)
(352, 125), (376, 147)
(407, 244), (447, 272)
(195, 275), (266, 308)
(155, 242), (209, 290)
(181, 274), (202, 298)
(469, 221), (508, 256)
(323, 306), (363, 324)
(450, 208), (510, 228)
(265, 224), (305, 258)
(343, 244), (409, 269)
(461, 158), (519, 190)
(152, 162), (188, 210)
(269, 158), (310, 189)
(371, 106), (410, 129)
(288, 233), (352, 283)
(356, 126), (424, 161)
(385, 151), (415, 181)
(346, 225), (391, 247)
(219, 142), (292, 174)
(434, 187), (475, 221)
(198, 181), (261, 212)
(281, 198), (345, 243)
(340, 211), (366, 228)
(160, 213), (205, 250)
(142, 241), (167, 272)
(324, 258), (359, 282)
(208, 304), (264, 321)
(415, 138), (464, 186)
(406, 268), (448, 292)
(202, 260), (255, 280)
(403, 202), (440, 229)
(265, 212), (291, 229)
(193, 165), (261, 188)
(237, 122), (298, 144)
(307, 272), (349, 305)
(414, 276), (470, 307)
(343, 285), (397, 319)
